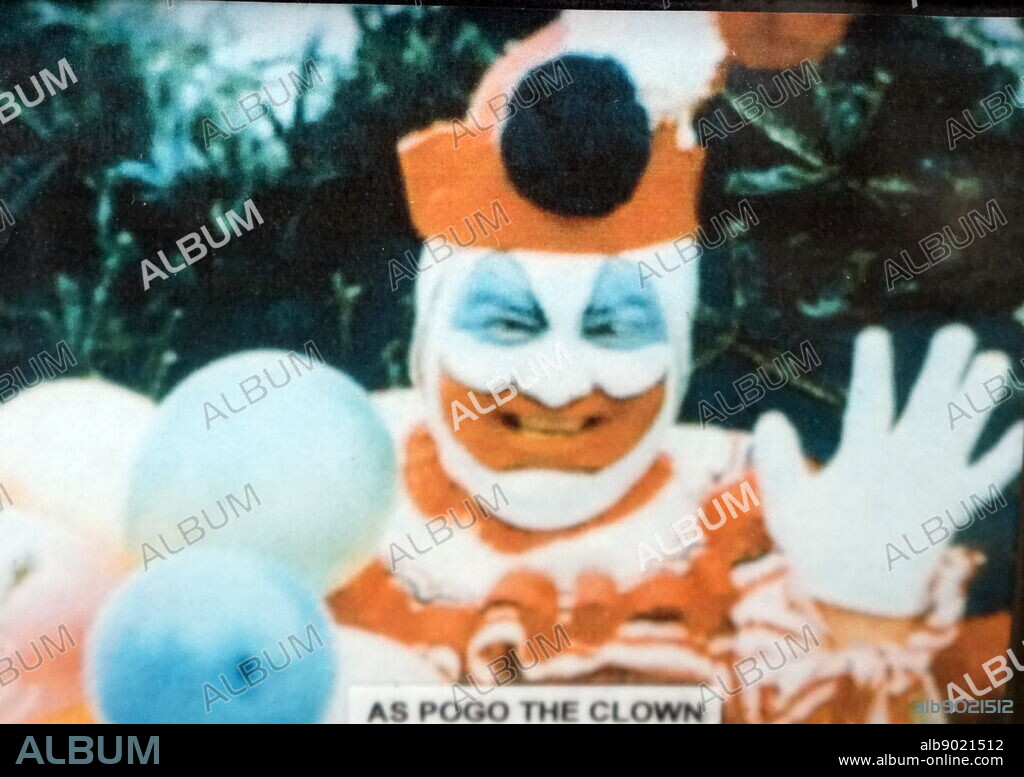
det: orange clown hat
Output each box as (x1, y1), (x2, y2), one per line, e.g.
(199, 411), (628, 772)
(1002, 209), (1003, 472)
(398, 118), (705, 255)
(396, 11), (852, 256)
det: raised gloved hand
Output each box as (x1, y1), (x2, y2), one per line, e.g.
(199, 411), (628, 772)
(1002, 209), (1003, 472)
(753, 325), (1022, 618)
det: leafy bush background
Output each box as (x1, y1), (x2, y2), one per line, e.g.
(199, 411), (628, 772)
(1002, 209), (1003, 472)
(1, 3), (1022, 612)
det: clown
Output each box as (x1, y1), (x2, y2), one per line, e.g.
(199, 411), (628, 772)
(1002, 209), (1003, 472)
(329, 10), (1024, 723)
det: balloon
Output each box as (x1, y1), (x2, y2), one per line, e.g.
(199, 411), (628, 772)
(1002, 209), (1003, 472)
(0, 510), (125, 723)
(125, 350), (395, 589)
(86, 548), (336, 724)
(0, 378), (156, 546)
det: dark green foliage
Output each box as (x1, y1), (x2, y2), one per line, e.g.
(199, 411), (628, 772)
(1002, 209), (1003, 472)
(697, 15), (1024, 348)
(0, 3), (554, 393)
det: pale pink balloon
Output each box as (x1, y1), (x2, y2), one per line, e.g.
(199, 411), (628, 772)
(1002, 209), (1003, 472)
(0, 510), (127, 723)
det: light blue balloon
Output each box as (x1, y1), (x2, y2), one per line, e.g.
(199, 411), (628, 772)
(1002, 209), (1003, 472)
(126, 349), (395, 589)
(87, 549), (336, 724)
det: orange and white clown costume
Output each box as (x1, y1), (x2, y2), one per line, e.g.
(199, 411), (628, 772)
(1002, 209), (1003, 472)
(329, 11), (1024, 724)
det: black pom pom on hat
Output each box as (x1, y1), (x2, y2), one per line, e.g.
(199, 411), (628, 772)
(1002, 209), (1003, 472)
(500, 54), (652, 218)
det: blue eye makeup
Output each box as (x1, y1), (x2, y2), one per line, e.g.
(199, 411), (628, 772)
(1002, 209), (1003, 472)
(582, 261), (668, 350)
(453, 255), (547, 345)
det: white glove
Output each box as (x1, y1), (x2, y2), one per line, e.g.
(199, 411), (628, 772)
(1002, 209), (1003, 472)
(753, 325), (1023, 618)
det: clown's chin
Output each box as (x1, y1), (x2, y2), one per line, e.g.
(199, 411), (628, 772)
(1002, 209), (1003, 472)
(435, 423), (665, 531)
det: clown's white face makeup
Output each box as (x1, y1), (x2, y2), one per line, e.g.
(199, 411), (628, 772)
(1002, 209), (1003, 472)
(443, 255), (671, 406)
(411, 244), (698, 530)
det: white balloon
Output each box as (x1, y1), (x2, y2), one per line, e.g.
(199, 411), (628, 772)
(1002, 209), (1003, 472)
(0, 378), (157, 546)
(125, 350), (395, 590)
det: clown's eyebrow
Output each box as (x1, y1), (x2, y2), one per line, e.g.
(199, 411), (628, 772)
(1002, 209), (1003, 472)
(459, 257), (540, 311)
(464, 293), (545, 319)
(586, 296), (652, 314)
